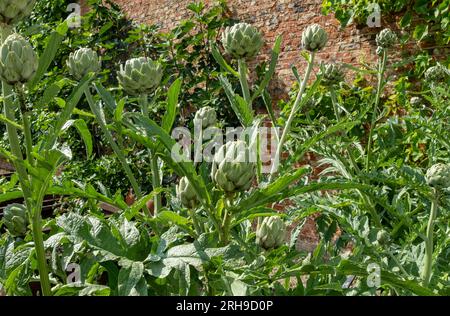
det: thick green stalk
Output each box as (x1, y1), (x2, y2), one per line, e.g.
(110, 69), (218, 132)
(84, 88), (148, 213)
(365, 49), (387, 171)
(1, 25), (51, 296)
(16, 86), (34, 166)
(422, 188), (438, 287)
(139, 94), (161, 215)
(238, 59), (252, 110)
(269, 52), (316, 181)
(330, 88), (340, 121)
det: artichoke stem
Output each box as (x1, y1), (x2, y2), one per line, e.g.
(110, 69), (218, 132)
(422, 188), (439, 287)
(329, 88), (340, 121)
(15, 85), (34, 166)
(31, 210), (52, 296)
(238, 59), (252, 110)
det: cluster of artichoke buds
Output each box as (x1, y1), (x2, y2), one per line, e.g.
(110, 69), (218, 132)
(194, 106), (217, 129)
(424, 63), (450, 83)
(67, 48), (101, 80)
(3, 203), (28, 237)
(0, 34), (38, 85)
(375, 28), (397, 50)
(0, 0), (36, 25)
(425, 163), (450, 190)
(176, 176), (199, 209)
(211, 140), (256, 193)
(256, 216), (286, 249)
(222, 22), (264, 59)
(320, 63), (345, 87)
(301, 24), (328, 52)
(117, 57), (163, 96)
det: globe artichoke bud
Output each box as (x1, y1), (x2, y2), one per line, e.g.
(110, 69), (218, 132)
(3, 203), (28, 237)
(211, 140), (255, 193)
(375, 28), (397, 49)
(0, 0), (36, 25)
(117, 57), (163, 96)
(424, 63), (449, 83)
(221, 23), (264, 59)
(0, 34), (38, 85)
(176, 176), (199, 209)
(256, 216), (286, 249)
(301, 24), (328, 52)
(67, 48), (101, 80)
(194, 106), (217, 129)
(376, 229), (390, 245)
(320, 63), (345, 87)
(425, 163), (450, 190)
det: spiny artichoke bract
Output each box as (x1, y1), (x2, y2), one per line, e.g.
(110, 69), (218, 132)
(375, 28), (397, 49)
(256, 216), (286, 249)
(425, 163), (450, 189)
(211, 140), (255, 193)
(0, 0), (36, 25)
(0, 34), (38, 85)
(67, 48), (101, 80)
(222, 23), (264, 59)
(301, 24), (328, 52)
(3, 203), (28, 237)
(194, 106), (217, 129)
(117, 57), (162, 96)
(176, 176), (199, 209)
(320, 63), (345, 87)
(424, 63), (450, 83)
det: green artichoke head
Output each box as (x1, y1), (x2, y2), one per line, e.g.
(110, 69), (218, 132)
(211, 140), (255, 193)
(0, 0), (36, 25)
(0, 33), (38, 85)
(3, 203), (28, 237)
(375, 28), (397, 49)
(301, 24), (328, 52)
(376, 229), (390, 245)
(424, 63), (449, 83)
(256, 216), (286, 249)
(320, 63), (345, 87)
(425, 163), (450, 189)
(222, 22), (264, 59)
(194, 106), (217, 128)
(67, 47), (101, 80)
(176, 176), (199, 209)
(117, 57), (163, 96)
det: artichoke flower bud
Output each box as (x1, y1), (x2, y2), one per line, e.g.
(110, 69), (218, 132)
(194, 106), (217, 129)
(320, 63), (345, 87)
(375, 46), (384, 56)
(67, 48), (101, 80)
(0, 34), (38, 85)
(425, 163), (450, 190)
(221, 23), (264, 59)
(117, 57), (163, 96)
(256, 216), (286, 249)
(375, 28), (397, 49)
(211, 140), (255, 193)
(176, 176), (199, 209)
(0, 0), (36, 25)
(301, 24), (328, 52)
(424, 63), (449, 83)
(376, 229), (390, 245)
(3, 203), (28, 237)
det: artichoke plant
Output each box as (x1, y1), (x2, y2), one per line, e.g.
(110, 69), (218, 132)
(301, 24), (328, 52)
(176, 177), (199, 209)
(0, 34), (38, 85)
(0, 0), (36, 25)
(256, 216), (286, 249)
(424, 63), (449, 83)
(320, 63), (345, 87)
(375, 28), (397, 49)
(425, 163), (450, 190)
(211, 140), (255, 193)
(3, 203), (28, 237)
(194, 106), (217, 128)
(67, 48), (101, 80)
(221, 23), (264, 59)
(117, 57), (163, 96)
